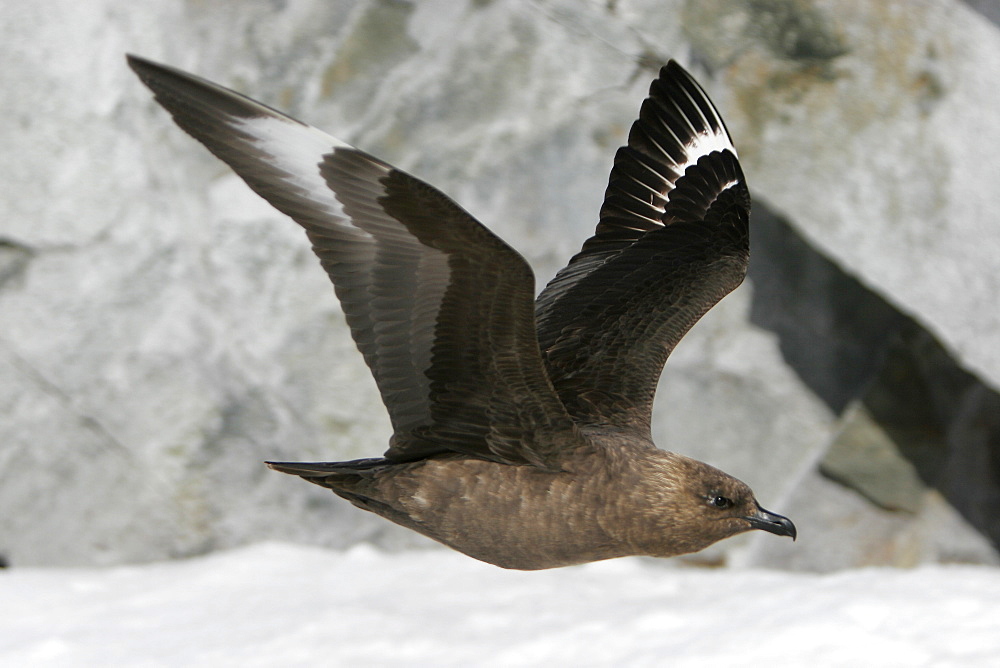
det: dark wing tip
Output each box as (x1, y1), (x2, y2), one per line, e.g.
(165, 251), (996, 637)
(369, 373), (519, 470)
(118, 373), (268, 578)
(662, 60), (735, 146)
(125, 53), (161, 71)
(126, 53), (205, 94)
(127, 53), (300, 124)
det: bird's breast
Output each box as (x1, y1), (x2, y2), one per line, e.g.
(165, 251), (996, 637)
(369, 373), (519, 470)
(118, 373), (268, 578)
(381, 454), (637, 570)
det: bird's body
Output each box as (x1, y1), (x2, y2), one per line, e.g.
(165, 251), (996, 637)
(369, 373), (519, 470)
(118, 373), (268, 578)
(276, 438), (756, 570)
(128, 55), (796, 570)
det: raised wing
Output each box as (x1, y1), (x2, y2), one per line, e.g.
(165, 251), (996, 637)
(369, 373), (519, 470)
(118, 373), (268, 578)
(128, 55), (577, 469)
(535, 61), (750, 435)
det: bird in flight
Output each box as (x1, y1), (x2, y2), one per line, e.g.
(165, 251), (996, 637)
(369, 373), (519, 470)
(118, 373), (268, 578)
(129, 55), (795, 570)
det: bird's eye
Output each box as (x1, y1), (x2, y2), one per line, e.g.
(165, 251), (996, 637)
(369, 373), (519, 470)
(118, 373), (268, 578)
(710, 495), (733, 509)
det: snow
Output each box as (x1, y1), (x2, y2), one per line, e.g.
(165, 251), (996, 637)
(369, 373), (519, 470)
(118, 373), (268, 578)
(2, 543), (998, 667)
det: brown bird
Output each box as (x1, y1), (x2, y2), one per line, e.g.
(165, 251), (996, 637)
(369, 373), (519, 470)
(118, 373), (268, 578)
(128, 55), (795, 570)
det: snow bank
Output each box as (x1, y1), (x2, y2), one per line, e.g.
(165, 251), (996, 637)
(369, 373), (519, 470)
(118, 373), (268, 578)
(2, 543), (998, 666)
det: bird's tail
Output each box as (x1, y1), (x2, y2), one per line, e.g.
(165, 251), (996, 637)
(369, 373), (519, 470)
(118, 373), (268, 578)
(266, 457), (391, 495)
(267, 458), (407, 521)
(266, 457), (388, 478)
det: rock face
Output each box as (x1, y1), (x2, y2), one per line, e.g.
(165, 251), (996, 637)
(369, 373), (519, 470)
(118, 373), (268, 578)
(1, 0), (998, 569)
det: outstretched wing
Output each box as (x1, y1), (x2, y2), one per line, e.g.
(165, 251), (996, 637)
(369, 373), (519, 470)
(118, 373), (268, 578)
(128, 55), (577, 469)
(535, 61), (750, 435)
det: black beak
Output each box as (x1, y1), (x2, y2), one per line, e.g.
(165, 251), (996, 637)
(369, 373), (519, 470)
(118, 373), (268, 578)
(745, 505), (796, 540)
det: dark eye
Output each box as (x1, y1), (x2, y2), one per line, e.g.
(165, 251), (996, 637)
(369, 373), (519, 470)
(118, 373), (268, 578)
(710, 495), (733, 509)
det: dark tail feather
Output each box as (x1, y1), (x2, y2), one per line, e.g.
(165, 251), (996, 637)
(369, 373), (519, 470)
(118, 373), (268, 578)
(266, 458), (388, 478)
(267, 458), (426, 534)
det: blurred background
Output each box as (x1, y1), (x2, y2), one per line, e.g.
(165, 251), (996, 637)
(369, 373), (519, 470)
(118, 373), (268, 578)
(2, 0), (998, 572)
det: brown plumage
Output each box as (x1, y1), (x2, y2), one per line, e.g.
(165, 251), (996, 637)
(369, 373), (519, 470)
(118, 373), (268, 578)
(128, 55), (796, 570)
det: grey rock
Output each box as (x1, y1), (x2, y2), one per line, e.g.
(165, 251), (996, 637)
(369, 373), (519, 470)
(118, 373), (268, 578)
(821, 403), (928, 515)
(744, 469), (999, 571)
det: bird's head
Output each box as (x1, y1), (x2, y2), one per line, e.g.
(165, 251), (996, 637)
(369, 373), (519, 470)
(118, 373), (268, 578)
(689, 462), (796, 543)
(625, 451), (796, 558)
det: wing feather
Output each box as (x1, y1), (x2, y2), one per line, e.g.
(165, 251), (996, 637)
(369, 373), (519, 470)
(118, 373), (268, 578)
(535, 61), (751, 433)
(128, 55), (577, 468)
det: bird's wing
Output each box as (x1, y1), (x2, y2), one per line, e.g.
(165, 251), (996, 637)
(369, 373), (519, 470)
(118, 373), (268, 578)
(128, 55), (578, 469)
(535, 61), (750, 435)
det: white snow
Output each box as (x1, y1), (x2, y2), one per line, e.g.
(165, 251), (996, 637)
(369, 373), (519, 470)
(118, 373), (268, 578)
(2, 542), (998, 667)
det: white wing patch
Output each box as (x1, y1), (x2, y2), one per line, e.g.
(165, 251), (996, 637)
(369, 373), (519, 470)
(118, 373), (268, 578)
(657, 107), (737, 181)
(230, 114), (377, 242)
(652, 67), (740, 207)
(230, 114), (454, 434)
(717, 178), (741, 193)
(676, 81), (738, 166)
